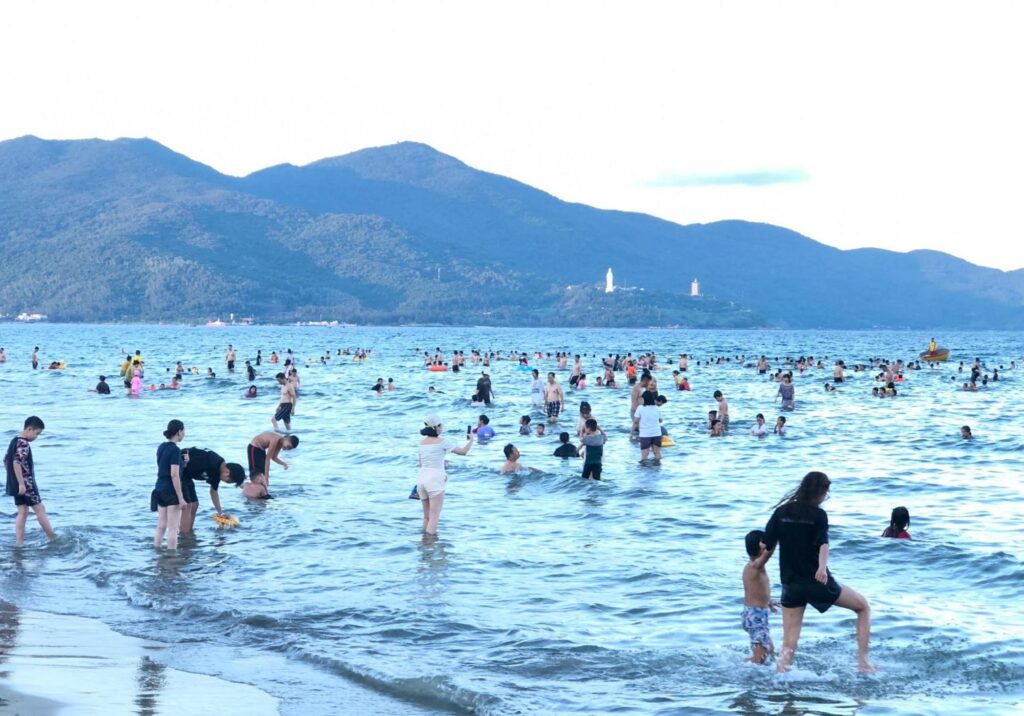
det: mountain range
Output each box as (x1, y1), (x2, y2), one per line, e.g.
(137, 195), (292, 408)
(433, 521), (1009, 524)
(1, 135), (1022, 328)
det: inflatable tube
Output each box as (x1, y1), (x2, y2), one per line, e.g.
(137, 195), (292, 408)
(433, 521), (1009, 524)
(516, 364), (533, 371)
(919, 348), (950, 363)
(660, 436), (675, 447)
(213, 514), (240, 527)
(428, 365), (448, 372)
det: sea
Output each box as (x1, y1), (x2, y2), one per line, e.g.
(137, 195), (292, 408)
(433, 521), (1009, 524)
(0, 324), (1022, 715)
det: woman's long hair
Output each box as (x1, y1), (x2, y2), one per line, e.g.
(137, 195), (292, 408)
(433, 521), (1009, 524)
(885, 506), (910, 536)
(774, 471), (830, 515)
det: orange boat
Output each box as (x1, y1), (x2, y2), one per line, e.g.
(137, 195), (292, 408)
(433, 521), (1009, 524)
(919, 348), (950, 363)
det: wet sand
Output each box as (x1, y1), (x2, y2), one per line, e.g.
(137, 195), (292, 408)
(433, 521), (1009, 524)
(0, 602), (279, 715)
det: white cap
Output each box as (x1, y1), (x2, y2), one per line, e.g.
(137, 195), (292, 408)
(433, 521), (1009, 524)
(424, 414), (442, 429)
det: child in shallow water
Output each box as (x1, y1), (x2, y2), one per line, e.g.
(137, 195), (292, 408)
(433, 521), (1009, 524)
(741, 529), (778, 664)
(881, 506), (911, 538)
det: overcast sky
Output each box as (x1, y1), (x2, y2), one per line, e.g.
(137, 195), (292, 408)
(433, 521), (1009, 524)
(2, 1), (1022, 270)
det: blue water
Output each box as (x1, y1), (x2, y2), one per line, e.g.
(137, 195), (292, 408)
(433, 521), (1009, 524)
(1, 325), (1022, 715)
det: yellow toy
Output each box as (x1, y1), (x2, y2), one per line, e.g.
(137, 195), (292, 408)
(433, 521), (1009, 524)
(213, 514), (240, 528)
(660, 435), (675, 447)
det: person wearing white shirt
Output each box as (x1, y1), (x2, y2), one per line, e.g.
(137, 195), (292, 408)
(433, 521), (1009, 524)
(632, 391), (663, 465)
(750, 413), (769, 437)
(416, 414), (473, 535)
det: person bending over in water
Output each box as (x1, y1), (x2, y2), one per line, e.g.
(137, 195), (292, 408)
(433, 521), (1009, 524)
(762, 471), (875, 673)
(180, 448), (246, 530)
(881, 506), (911, 538)
(742, 529), (779, 664)
(246, 431), (299, 498)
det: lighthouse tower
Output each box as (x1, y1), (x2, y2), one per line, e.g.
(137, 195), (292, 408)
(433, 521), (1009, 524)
(605, 268), (614, 294)
(690, 278), (700, 297)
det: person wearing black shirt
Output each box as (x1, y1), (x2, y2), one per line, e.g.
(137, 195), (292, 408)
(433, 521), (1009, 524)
(179, 447), (246, 532)
(95, 376), (111, 394)
(762, 471), (875, 674)
(553, 432), (578, 458)
(474, 373), (493, 405)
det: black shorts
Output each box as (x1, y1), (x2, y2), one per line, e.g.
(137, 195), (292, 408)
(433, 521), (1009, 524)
(834, 376), (845, 383)
(639, 436), (662, 450)
(569, 375), (579, 386)
(181, 477), (198, 504)
(781, 576), (842, 613)
(274, 403), (293, 422)
(248, 444), (267, 479)
(12, 490), (42, 507)
(582, 463), (602, 480)
(150, 488), (181, 511)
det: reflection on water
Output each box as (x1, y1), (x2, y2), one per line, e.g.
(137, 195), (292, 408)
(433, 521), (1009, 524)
(134, 654), (167, 716)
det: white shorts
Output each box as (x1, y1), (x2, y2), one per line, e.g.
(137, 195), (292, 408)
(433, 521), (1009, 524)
(416, 467), (447, 498)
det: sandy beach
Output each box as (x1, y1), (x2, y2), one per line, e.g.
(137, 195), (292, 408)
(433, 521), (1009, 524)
(0, 602), (279, 715)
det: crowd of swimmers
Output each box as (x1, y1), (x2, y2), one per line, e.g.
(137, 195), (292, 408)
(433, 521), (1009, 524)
(2, 340), (1011, 675)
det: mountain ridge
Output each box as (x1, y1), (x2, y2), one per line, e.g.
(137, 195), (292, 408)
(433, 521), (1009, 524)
(1, 135), (1021, 328)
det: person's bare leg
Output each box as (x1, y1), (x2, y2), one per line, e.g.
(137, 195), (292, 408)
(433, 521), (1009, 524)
(180, 502), (198, 533)
(425, 493), (445, 534)
(652, 445), (662, 463)
(154, 507), (168, 548)
(166, 505), (183, 550)
(640, 447), (649, 462)
(834, 586), (875, 673)
(31, 504), (55, 540)
(777, 605), (805, 673)
(15, 505), (28, 546)
(271, 416), (279, 431)
(748, 643), (767, 664)
(420, 496), (430, 531)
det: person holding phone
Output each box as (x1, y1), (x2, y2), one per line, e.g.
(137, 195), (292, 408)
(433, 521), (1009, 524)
(416, 415), (473, 535)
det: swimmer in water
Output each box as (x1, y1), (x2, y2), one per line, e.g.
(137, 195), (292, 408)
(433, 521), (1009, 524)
(742, 529), (778, 664)
(774, 416), (786, 436)
(881, 506), (911, 538)
(500, 444), (539, 475)
(519, 415), (531, 436)
(244, 385), (258, 398)
(750, 413), (768, 437)
(960, 425), (972, 439)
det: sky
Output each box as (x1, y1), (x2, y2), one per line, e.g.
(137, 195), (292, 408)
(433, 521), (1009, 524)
(2, 1), (1022, 270)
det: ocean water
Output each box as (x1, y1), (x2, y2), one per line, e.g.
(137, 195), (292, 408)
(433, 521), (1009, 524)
(0, 324), (1022, 715)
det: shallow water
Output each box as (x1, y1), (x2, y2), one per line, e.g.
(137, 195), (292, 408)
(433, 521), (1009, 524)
(0, 325), (1022, 715)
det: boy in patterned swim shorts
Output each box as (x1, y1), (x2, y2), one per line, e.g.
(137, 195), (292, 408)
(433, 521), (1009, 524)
(742, 529), (778, 664)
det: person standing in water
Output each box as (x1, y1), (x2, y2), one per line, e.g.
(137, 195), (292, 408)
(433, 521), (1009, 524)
(4, 416), (57, 545)
(152, 420), (188, 550)
(225, 345), (237, 372)
(416, 415), (473, 535)
(272, 372), (296, 431)
(31, 347), (39, 370)
(761, 471), (875, 673)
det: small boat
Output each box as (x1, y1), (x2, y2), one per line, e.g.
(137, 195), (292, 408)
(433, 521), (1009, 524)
(919, 348), (950, 363)
(205, 320), (226, 327)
